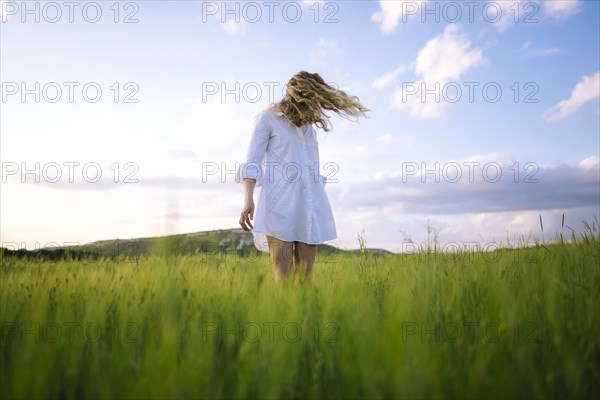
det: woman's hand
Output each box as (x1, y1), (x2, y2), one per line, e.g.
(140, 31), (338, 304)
(239, 201), (255, 231)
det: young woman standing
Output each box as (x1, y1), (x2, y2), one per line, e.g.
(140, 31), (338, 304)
(238, 71), (368, 282)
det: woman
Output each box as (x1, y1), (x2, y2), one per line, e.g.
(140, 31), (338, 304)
(237, 71), (368, 282)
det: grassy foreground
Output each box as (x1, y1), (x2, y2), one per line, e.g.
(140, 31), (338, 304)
(1, 234), (599, 399)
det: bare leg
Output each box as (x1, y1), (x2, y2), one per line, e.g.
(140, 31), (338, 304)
(266, 235), (295, 282)
(294, 241), (317, 282)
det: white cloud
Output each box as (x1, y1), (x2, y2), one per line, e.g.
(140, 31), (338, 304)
(538, 47), (561, 56)
(391, 25), (484, 120)
(579, 156), (600, 172)
(415, 25), (483, 82)
(544, 71), (600, 123)
(489, 1), (581, 32)
(543, 0), (582, 19)
(370, 0), (581, 35)
(373, 64), (411, 90)
(299, 0), (324, 8)
(371, 0), (425, 34)
(488, 0), (529, 32)
(199, 2), (246, 35)
(336, 156), (600, 215)
(373, 0), (527, 33)
(325, 154), (599, 251)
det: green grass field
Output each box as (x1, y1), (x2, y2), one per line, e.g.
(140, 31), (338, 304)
(1, 230), (599, 399)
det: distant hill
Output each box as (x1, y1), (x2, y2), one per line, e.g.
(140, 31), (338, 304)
(1, 228), (393, 261)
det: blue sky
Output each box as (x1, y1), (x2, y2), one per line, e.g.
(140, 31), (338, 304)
(1, 0), (599, 252)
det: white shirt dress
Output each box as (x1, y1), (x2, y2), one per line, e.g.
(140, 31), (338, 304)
(236, 110), (337, 253)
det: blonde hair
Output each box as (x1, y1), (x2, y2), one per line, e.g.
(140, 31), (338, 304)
(267, 71), (369, 132)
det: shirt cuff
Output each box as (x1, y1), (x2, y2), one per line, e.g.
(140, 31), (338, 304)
(237, 161), (263, 185)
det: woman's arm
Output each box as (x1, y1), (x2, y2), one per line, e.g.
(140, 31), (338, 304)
(243, 178), (256, 204)
(237, 112), (270, 231)
(239, 178), (256, 231)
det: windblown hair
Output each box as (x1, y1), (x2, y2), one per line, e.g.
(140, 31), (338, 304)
(267, 71), (369, 132)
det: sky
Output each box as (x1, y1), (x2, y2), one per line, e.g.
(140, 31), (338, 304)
(1, 0), (599, 253)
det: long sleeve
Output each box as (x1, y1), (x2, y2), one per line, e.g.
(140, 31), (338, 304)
(236, 112), (271, 186)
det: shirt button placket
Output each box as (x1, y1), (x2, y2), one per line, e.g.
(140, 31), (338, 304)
(301, 132), (312, 241)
